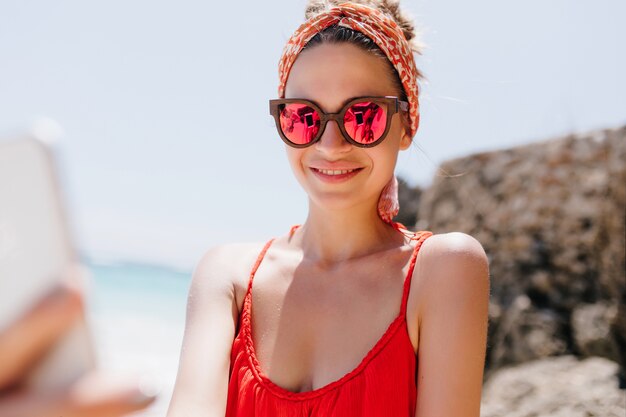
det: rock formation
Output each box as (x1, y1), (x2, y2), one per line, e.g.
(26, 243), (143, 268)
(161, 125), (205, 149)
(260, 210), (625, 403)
(396, 125), (625, 416)
(480, 355), (624, 417)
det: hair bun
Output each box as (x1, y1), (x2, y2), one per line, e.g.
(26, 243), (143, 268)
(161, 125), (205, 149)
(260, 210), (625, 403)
(304, 0), (425, 54)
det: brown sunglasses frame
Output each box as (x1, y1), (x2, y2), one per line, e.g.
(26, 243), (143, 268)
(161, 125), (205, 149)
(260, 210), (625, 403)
(268, 95), (409, 148)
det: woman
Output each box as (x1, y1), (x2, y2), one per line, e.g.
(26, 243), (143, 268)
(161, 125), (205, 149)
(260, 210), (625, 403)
(167, 1), (490, 416)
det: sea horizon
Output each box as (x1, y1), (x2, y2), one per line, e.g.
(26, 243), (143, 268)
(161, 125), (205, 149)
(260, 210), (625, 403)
(85, 258), (192, 416)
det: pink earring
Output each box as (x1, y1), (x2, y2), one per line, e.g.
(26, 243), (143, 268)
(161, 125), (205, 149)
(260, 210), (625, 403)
(377, 175), (399, 224)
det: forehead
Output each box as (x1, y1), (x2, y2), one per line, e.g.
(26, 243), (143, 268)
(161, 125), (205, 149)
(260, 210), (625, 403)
(284, 42), (397, 112)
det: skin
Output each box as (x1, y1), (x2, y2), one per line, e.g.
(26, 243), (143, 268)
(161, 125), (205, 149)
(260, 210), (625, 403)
(167, 42), (490, 417)
(0, 264), (156, 417)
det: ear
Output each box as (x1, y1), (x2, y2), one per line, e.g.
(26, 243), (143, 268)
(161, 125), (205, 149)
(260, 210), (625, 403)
(399, 124), (412, 151)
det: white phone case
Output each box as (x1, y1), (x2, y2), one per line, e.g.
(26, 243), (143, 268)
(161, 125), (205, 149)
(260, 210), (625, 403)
(0, 133), (96, 391)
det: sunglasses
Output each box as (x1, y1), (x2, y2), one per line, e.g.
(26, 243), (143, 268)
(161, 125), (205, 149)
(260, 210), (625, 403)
(269, 96), (409, 148)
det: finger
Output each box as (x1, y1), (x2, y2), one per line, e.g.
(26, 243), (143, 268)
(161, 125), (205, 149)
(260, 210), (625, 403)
(0, 278), (84, 390)
(60, 371), (158, 417)
(0, 373), (157, 417)
(0, 386), (71, 417)
(58, 263), (90, 295)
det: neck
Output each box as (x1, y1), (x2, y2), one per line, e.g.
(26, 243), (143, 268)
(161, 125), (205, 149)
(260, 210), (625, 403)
(293, 197), (406, 267)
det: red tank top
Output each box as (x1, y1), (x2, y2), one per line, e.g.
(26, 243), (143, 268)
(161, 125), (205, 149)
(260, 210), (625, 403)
(225, 222), (434, 416)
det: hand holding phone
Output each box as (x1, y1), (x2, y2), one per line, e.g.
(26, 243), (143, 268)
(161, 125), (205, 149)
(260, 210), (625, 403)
(0, 127), (157, 416)
(0, 264), (156, 417)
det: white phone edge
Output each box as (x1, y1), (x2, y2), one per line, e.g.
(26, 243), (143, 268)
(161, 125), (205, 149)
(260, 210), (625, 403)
(0, 131), (97, 391)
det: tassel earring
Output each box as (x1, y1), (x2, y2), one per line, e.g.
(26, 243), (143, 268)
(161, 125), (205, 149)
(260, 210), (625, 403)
(377, 175), (399, 224)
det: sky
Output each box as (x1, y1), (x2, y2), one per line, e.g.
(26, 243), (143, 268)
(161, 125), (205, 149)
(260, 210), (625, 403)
(1, 0), (624, 270)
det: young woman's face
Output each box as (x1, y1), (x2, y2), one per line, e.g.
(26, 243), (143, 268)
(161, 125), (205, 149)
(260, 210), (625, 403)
(283, 42), (412, 213)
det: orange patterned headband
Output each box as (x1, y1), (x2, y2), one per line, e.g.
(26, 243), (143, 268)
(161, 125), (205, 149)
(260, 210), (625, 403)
(277, 1), (421, 139)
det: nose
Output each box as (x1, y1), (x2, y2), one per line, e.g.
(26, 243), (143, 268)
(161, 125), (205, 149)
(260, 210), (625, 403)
(315, 119), (352, 153)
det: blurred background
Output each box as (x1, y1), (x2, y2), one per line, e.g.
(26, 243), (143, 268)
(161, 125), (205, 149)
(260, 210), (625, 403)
(1, 0), (624, 416)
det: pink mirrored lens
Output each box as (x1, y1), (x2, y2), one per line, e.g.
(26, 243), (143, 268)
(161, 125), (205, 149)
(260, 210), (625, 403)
(279, 103), (321, 145)
(343, 101), (387, 144)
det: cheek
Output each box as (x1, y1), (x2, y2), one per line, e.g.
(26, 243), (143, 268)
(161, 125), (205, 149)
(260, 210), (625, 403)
(367, 134), (402, 188)
(369, 146), (397, 178)
(375, 123), (403, 168)
(285, 148), (308, 182)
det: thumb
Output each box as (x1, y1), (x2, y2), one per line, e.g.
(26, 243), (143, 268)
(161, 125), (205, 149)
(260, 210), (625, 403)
(60, 371), (158, 417)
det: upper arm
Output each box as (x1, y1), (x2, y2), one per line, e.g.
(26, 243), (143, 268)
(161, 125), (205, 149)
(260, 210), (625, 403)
(414, 232), (491, 417)
(166, 244), (240, 417)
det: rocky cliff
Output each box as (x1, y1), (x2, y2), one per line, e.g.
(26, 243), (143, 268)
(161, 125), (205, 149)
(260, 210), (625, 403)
(397, 125), (625, 416)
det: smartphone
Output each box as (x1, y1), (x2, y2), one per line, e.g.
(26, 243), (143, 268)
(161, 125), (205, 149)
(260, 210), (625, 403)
(0, 128), (96, 391)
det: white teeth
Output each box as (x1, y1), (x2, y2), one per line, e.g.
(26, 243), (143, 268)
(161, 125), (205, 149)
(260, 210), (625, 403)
(316, 168), (357, 175)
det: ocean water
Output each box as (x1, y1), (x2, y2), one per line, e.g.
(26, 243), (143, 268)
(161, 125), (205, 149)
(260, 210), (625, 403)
(85, 261), (192, 416)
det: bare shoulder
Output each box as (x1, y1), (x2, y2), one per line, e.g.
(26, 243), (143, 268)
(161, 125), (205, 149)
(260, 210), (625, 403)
(419, 231), (489, 267)
(189, 241), (270, 308)
(415, 231), (490, 314)
(412, 232), (491, 416)
(167, 240), (269, 416)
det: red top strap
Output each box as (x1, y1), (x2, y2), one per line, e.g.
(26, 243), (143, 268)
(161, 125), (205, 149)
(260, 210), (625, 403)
(288, 224), (300, 240)
(246, 237), (276, 294)
(399, 229), (433, 316)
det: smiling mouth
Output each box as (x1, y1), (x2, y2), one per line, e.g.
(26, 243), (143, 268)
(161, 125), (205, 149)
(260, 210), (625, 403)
(310, 167), (364, 176)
